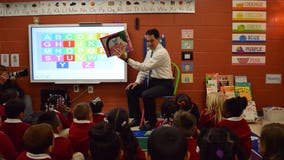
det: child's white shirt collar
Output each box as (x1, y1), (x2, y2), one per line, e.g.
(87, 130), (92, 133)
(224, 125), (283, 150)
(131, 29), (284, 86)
(4, 118), (22, 123)
(26, 152), (51, 159)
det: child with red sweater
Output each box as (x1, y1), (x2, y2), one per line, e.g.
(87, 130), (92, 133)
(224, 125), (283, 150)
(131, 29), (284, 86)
(89, 97), (105, 124)
(0, 117), (18, 160)
(1, 98), (31, 153)
(198, 92), (226, 130)
(217, 96), (252, 159)
(17, 123), (54, 160)
(37, 111), (75, 160)
(173, 110), (200, 160)
(106, 107), (146, 160)
(68, 102), (93, 159)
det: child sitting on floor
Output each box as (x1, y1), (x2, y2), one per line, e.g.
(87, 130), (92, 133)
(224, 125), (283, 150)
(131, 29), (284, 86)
(17, 123), (54, 160)
(89, 97), (105, 124)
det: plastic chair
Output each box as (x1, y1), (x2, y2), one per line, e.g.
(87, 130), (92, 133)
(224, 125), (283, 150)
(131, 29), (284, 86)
(139, 61), (181, 127)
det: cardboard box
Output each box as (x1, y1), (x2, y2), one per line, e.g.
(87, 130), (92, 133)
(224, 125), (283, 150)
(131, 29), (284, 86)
(263, 106), (284, 122)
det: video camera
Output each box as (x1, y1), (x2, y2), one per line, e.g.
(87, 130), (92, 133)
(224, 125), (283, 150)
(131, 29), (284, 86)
(0, 65), (28, 79)
(8, 68), (28, 78)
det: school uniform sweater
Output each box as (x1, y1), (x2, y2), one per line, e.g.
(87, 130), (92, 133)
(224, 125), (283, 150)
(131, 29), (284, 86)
(1, 119), (31, 153)
(0, 131), (18, 160)
(50, 134), (73, 160)
(217, 117), (252, 158)
(68, 120), (93, 159)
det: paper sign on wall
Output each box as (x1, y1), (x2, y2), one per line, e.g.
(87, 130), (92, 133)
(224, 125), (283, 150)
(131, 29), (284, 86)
(265, 74), (282, 84)
(232, 23), (266, 32)
(232, 34), (266, 42)
(232, 11), (266, 21)
(232, 45), (265, 54)
(232, 56), (265, 65)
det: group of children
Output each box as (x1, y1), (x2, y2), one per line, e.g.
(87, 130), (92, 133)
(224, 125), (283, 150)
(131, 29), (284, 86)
(1, 89), (284, 160)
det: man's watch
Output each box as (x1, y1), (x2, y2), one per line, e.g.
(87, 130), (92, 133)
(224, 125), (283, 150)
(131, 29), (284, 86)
(124, 58), (129, 63)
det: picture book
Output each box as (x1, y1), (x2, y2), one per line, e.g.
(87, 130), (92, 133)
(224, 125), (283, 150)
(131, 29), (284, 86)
(100, 30), (133, 57)
(206, 79), (218, 94)
(218, 74), (234, 89)
(242, 101), (258, 123)
(234, 82), (253, 101)
(220, 85), (235, 99)
(205, 73), (219, 94)
(235, 75), (247, 83)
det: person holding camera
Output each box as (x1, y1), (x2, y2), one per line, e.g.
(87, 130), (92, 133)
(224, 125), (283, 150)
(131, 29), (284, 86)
(0, 65), (25, 101)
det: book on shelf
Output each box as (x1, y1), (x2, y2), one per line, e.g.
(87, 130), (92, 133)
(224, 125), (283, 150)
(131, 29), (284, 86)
(242, 101), (258, 123)
(234, 82), (253, 101)
(219, 74), (234, 90)
(220, 85), (235, 99)
(100, 30), (133, 57)
(235, 75), (247, 83)
(205, 73), (219, 94)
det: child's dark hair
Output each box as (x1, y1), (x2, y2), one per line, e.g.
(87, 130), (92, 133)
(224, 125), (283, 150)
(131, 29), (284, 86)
(223, 96), (248, 117)
(175, 93), (200, 121)
(260, 123), (284, 160)
(5, 98), (25, 118)
(148, 126), (188, 160)
(173, 110), (196, 137)
(37, 111), (60, 133)
(161, 99), (178, 120)
(106, 107), (139, 160)
(197, 127), (246, 160)
(89, 97), (104, 114)
(89, 121), (122, 160)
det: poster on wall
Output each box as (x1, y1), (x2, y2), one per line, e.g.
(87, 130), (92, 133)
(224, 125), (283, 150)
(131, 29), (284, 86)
(0, 0), (195, 16)
(232, 45), (265, 54)
(232, 33), (266, 43)
(232, 56), (265, 65)
(232, 1), (267, 10)
(11, 53), (19, 67)
(0, 54), (9, 67)
(181, 62), (193, 72)
(181, 73), (193, 83)
(232, 11), (266, 21)
(232, 23), (266, 33)
(181, 29), (194, 39)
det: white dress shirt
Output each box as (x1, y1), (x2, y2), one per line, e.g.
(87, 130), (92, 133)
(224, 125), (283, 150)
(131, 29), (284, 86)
(127, 44), (173, 84)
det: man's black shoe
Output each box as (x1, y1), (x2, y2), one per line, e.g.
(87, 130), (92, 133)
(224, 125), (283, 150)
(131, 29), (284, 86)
(129, 119), (140, 127)
(139, 123), (155, 131)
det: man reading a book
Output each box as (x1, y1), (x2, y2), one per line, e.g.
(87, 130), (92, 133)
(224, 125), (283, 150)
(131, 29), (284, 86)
(114, 28), (173, 131)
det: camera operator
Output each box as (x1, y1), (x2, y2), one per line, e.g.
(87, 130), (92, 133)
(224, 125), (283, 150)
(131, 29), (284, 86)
(0, 65), (25, 102)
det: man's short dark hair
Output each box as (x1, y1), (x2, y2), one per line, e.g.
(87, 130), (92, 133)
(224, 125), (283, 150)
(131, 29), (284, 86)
(146, 28), (160, 39)
(147, 126), (187, 160)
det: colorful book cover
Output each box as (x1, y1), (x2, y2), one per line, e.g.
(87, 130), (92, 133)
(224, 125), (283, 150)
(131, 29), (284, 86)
(220, 85), (235, 99)
(100, 30), (133, 57)
(242, 101), (258, 123)
(235, 75), (247, 83)
(205, 73), (219, 94)
(234, 82), (253, 101)
(219, 74), (234, 89)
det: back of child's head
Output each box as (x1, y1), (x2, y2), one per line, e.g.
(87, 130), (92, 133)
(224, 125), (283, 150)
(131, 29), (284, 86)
(148, 126), (187, 160)
(106, 107), (129, 132)
(161, 99), (178, 120)
(197, 127), (242, 160)
(176, 93), (192, 110)
(37, 111), (61, 133)
(23, 123), (54, 154)
(0, 88), (18, 105)
(206, 92), (226, 122)
(106, 107), (139, 159)
(73, 102), (92, 120)
(173, 110), (196, 137)
(4, 97), (25, 118)
(89, 121), (122, 160)
(89, 97), (104, 114)
(223, 96), (247, 117)
(259, 123), (284, 160)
